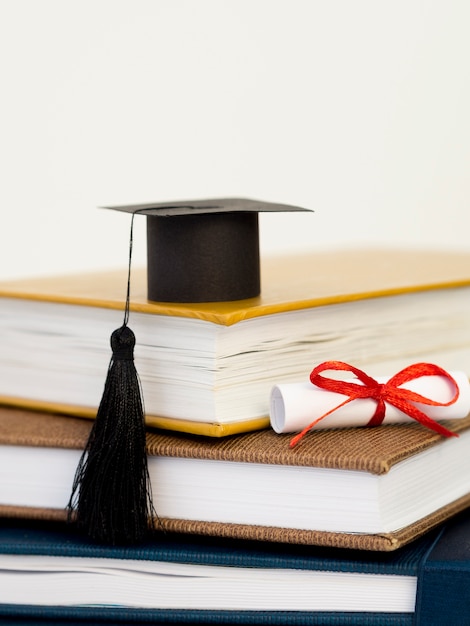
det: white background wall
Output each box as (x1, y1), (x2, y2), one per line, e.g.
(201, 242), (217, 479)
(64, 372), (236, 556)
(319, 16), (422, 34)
(1, 0), (469, 280)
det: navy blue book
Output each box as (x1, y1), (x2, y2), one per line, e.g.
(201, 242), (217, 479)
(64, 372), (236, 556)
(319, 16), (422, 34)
(0, 512), (469, 625)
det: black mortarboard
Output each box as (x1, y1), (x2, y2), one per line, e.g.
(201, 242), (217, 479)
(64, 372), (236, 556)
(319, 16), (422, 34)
(105, 197), (311, 302)
(68, 197), (312, 546)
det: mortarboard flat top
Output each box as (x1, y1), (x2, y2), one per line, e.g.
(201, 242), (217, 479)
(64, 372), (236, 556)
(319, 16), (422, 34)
(105, 197), (312, 303)
(105, 197), (310, 217)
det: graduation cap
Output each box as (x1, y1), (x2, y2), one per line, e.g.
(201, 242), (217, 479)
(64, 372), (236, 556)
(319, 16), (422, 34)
(105, 197), (311, 302)
(67, 197), (312, 545)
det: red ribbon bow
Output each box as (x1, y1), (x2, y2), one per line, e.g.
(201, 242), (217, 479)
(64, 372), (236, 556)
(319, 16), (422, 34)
(289, 361), (460, 447)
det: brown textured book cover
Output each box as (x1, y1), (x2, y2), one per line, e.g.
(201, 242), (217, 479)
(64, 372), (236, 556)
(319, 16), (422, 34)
(1, 406), (470, 551)
(146, 415), (470, 474)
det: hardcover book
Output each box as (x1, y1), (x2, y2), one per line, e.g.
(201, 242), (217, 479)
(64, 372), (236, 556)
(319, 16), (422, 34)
(1, 406), (470, 551)
(1, 249), (470, 436)
(0, 511), (469, 625)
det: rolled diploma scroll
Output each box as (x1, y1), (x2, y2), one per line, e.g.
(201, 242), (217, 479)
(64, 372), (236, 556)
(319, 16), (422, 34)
(270, 371), (470, 433)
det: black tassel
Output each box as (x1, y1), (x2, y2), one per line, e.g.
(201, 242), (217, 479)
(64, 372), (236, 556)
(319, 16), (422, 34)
(67, 210), (156, 544)
(67, 324), (155, 544)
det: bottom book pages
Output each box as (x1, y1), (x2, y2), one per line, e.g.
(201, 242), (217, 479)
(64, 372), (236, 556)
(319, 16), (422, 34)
(2, 406), (470, 551)
(0, 513), (469, 626)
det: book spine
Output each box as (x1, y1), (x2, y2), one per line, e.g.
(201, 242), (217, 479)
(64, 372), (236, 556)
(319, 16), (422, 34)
(415, 561), (470, 625)
(415, 514), (470, 625)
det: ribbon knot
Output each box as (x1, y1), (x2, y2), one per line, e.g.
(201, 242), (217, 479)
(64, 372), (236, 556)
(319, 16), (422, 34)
(290, 361), (460, 447)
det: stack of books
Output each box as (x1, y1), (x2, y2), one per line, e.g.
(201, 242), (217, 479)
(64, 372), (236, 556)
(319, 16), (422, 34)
(1, 248), (470, 624)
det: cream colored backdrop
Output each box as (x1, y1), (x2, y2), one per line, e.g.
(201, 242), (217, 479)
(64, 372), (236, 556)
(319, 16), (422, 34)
(1, 0), (469, 279)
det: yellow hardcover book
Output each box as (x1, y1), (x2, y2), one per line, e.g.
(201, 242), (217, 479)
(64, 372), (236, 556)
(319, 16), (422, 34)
(1, 248), (470, 436)
(2, 406), (470, 551)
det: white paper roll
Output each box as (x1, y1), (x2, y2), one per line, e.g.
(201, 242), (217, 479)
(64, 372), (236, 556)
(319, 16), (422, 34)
(270, 371), (470, 433)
